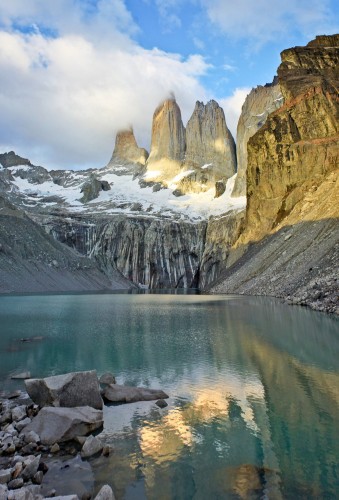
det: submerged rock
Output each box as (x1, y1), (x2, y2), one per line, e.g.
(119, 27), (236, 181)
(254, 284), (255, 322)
(155, 399), (168, 409)
(102, 384), (169, 404)
(25, 371), (103, 410)
(21, 406), (103, 445)
(11, 372), (31, 380)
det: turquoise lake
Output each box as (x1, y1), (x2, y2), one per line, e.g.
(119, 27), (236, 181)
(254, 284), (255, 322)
(0, 293), (338, 499)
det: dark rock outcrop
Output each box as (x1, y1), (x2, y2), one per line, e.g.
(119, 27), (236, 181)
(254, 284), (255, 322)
(80, 177), (111, 203)
(0, 151), (32, 169)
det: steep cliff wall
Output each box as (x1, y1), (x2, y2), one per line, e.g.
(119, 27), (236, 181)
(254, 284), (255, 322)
(199, 210), (245, 289)
(242, 34), (339, 243)
(232, 80), (283, 197)
(42, 214), (207, 289)
(0, 196), (129, 293)
(209, 35), (339, 314)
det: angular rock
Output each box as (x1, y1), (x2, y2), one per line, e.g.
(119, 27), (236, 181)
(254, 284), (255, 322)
(50, 443), (60, 453)
(12, 462), (23, 480)
(25, 371), (103, 410)
(81, 435), (103, 458)
(12, 406), (27, 422)
(21, 455), (40, 481)
(111, 128), (148, 165)
(21, 406), (103, 445)
(23, 431), (40, 444)
(103, 384), (169, 404)
(32, 471), (43, 485)
(94, 485), (115, 500)
(15, 417), (31, 432)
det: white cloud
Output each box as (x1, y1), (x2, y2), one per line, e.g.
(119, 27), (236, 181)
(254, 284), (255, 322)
(200, 0), (336, 47)
(219, 88), (251, 139)
(0, 1), (209, 169)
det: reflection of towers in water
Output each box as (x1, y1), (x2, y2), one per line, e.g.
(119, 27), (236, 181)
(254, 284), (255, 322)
(239, 332), (339, 498)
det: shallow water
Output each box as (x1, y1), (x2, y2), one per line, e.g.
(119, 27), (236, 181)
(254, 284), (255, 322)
(0, 293), (338, 499)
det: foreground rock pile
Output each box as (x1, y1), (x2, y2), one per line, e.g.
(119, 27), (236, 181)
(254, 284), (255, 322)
(0, 370), (169, 499)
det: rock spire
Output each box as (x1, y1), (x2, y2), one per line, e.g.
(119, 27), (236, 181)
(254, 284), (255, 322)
(185, 99), (236, 180)
(112, 127), (148, 165)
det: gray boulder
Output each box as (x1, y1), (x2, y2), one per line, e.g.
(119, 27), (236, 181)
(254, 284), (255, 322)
(94, 485), (115, 500)
(25, 371), (103, 410)
(0, 468), (11, 484)
(20, 406), (103, 445)
(81, 435), (103, 458)
(103, 384), (169, 403)
(21, 455), (40, 481)
(12, 405), (27, 422)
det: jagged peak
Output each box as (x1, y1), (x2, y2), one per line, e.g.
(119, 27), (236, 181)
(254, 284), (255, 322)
(0, 151), (32, 169)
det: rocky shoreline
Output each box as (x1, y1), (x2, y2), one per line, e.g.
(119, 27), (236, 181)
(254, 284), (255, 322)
(0, 371), (168, 499)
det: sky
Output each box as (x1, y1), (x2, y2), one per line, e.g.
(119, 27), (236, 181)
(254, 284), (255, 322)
(0, 0), (338, 170)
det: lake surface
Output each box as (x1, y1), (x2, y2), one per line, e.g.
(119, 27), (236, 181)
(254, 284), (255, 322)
(0, 293), (338, 499)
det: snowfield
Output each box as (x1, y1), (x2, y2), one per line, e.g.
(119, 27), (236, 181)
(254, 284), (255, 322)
(7, 162), (246, 221)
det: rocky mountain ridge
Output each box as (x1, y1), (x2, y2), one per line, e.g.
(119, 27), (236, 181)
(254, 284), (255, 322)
(210, 34), (339, 315)
(0, 35), (337, 314)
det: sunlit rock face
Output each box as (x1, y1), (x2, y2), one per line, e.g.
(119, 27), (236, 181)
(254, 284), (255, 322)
(243, 34), (339, 243)
(210, 35), (339, 314)
(183, 100), (236, 193)
(146, 97), (186, 182)
(232, 79), (283, 197)
(111, 128), (148, 166)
